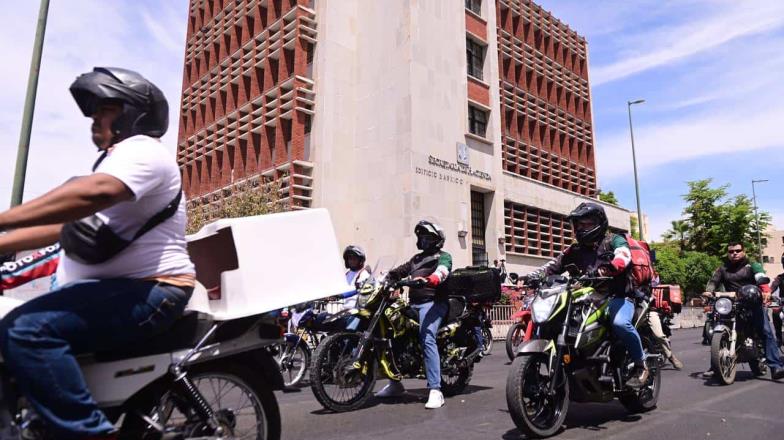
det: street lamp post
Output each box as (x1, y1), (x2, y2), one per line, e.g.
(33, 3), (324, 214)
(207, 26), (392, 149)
(11, 0), (51, 207)
(627, 99), (645, 241)
(751, 179), (768, 263)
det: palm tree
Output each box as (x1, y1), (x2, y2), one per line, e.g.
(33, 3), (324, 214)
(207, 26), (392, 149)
(662, 220), (690, 251)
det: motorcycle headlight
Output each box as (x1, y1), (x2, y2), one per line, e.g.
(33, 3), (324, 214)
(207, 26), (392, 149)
(715, 298), (733, 315)
(532, 294), (558, 324)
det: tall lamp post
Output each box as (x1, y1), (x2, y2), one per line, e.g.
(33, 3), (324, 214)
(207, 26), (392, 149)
(11, 0), (51, 207)
(751, 179), (768, 263)
(627, 99), (645, 241)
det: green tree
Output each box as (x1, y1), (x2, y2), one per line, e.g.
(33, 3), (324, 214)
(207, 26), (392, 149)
(662, 220), (689, 252)
(598, 190), (619, 205)
(629, 215), (640, 240)
(653, 244), (721, 300)
(186, 177), (289, 234)
(678, 179), (770, 260)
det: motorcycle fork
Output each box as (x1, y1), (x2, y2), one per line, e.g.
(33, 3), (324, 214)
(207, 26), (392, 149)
(729, 319), (737, 354)
(351, 297), (389, 367)
(548, 288), (574, 396)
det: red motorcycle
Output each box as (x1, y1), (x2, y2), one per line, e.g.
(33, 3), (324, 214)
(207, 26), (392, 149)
(504, 282), (536, 361)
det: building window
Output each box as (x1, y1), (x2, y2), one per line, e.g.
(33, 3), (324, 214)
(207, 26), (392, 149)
(465, 0), (481, 16)
(468, 105), (488, 137)
(466, 37), (485, 80)
(504, 201), (577, 258)
(471, 191), (488, 266)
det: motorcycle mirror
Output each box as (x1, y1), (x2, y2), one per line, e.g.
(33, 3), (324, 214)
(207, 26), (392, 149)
(564, 264), (580, 277)
(758, 276), (771, 285)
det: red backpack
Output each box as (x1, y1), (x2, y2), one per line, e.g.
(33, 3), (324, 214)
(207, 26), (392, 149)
(625, 234), (654, 288)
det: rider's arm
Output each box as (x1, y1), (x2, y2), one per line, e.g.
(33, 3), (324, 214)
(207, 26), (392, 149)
(425, 252), (452, 286)
(0, 225), (62, 254)
(601, 235), (632, 276)
(0, 173), (133, 231)
(527, 250), (567, 280)
(388, 261), (412, 281)
(705, 268), (723, 293)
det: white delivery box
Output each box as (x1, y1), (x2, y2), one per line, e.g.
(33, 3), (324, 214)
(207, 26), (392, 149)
(185, 208), (352, 320)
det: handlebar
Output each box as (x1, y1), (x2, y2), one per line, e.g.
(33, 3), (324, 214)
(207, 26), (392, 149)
(395, 278), (427, 289)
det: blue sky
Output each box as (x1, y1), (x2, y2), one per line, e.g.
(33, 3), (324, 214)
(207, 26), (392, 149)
(538, 0), (784, 238)
(1, 1), (782, 240)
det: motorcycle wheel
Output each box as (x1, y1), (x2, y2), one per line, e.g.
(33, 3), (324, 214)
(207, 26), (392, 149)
(482, 327), (494, 355)
(309, 332), (377, 412)
(506, 354), (569, 438)
(505, 322), (528, 361)
(441, 358), (474, 397)
(120, 361), (280, 440)
(710, 331), (736, 385)
(274, 341), (310, 387)
(619, 352), (661, 413)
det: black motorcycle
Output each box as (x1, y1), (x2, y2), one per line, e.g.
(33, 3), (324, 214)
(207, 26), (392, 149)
(708, 283), (770, 385)
(702, 296), (717, 345)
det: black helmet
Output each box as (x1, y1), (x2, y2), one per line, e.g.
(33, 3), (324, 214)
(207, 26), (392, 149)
(415, 220), (445, 253)
(568, 202), (608, 245)
(70, 67), (169, 144)
(343, 245), (366, 269)
(738, 284), (762, 305)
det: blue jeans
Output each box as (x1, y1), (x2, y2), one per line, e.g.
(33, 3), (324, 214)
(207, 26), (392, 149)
(411, 301), (448, 390)
(608, 297), (645, 364)
(0, 279), (192, 439)
(751, 304), (783, 369)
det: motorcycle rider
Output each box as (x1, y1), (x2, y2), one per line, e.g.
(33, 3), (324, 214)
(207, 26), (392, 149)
(770, 252), (784, 346)
(376, 220), (452, 409)
(523, 202), (650, 388)
(701, 242), (784, 380)
(0, 67), (195, 439)
(649, 274), (684, 369)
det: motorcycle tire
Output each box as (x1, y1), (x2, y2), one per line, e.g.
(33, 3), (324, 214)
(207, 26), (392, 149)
(482, 327), (494, 355)
(710, 331), (736, 385)
(120, 360), (281, 440)
(309, 332), (377, 412)
(441, 361), (474, 397)
(619, 354), (661, 413)
(506, 354), (569, 438)
(275, 341), (311, 387)
(505, 322), (528, 361)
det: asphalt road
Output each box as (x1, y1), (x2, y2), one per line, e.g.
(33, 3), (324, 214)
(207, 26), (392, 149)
(274, 328), (784, 440)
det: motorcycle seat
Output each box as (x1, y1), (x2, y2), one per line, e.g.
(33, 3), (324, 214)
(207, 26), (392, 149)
(93, 314), (264, 363)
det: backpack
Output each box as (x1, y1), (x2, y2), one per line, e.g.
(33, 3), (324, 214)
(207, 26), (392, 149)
(625, 234), (654, 288)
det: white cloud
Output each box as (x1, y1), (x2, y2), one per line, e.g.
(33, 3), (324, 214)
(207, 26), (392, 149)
(0, 0), (188, 206)
(591, 1), (784, 86)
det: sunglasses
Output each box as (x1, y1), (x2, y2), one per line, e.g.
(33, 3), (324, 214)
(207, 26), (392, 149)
(728, 249), (744, 254)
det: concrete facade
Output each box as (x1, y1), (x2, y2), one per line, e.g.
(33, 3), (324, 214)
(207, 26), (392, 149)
(762, 227), (784, 276)
(178, 0), (631, 275)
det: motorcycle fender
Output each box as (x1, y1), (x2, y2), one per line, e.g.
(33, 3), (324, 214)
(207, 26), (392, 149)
(284, 332), (302, 345)
(511, 310), (530, 320)
(514, 339), (554, 357)
(712, 324), (731, 336)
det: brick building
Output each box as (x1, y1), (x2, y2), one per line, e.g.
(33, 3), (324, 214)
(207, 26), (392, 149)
(177, 0), (630, 273)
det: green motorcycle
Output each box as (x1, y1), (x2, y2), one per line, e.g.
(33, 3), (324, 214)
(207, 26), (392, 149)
(506, 272), (661, 438)
(309, 267), (481, 412)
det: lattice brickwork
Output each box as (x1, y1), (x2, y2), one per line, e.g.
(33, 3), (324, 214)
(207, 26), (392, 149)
(496, 0), (596, 196)
(178, 0), (317, 209)
(504, 200), (573, 258)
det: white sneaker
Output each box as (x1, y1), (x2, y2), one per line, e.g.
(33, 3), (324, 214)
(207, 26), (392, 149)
(375, 380), (405, 398)
(424, 389), (445, 409)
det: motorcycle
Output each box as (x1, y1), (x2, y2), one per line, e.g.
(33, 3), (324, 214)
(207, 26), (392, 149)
(309, 263), (483, 412)
(476, 303), (494, 356)
(768, 295), (783, 347)
(274, 300), (347, 387)
(0, 285), (284, 440)
(506, 271), (661, 438)
(505, 287), (536, 361)
(708, 284), (770, 384)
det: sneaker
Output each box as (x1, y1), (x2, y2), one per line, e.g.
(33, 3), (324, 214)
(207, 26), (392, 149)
(701, 369), (714, 378)
(375, 380), (405, 398)
(669, 355), (684, 370)
(771, 368), (784, 381)
(625, 365), (650, 389)
(424, 389), (445, 409)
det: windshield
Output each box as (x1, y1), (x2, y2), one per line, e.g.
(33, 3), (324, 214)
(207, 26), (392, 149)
(359, 256), (396, 289)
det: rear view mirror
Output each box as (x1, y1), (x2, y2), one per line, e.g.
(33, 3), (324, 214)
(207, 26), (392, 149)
(564, 264), (580, 277)
(758, 276), (771, 285)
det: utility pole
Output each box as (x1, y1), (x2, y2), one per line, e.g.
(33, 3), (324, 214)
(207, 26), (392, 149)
(751, 179), (768, 263)
(11, 0), (51, 207)
(627, 99), (645, 241)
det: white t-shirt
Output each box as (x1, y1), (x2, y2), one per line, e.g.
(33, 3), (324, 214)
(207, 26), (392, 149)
(343, 268), (371, 310)
(56, 135), (195, 284)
